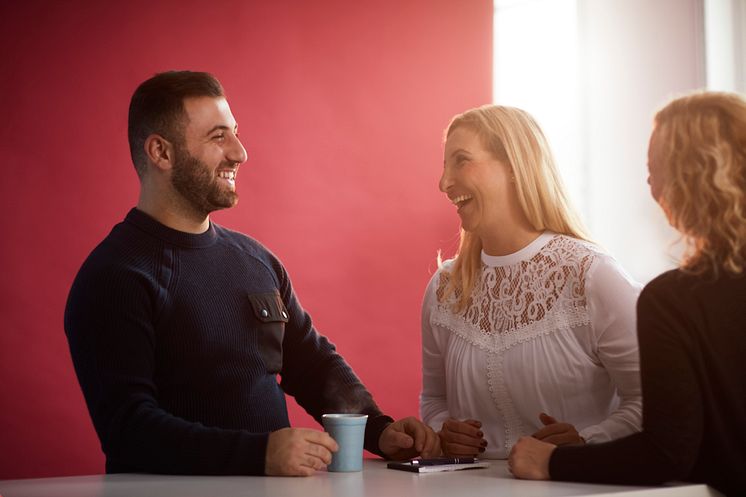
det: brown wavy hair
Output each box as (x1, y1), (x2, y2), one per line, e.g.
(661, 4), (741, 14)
(654, 91), (746, 276)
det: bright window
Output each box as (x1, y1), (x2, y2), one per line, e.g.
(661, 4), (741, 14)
(493, 0), (584, 215)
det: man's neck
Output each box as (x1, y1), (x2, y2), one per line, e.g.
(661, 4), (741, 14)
(137, 195), (210, 234)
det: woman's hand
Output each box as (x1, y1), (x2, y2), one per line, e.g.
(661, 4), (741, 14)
(508, 436), (555, 480)
(438, 418), (487, 456)
(531, 412), (585, 446)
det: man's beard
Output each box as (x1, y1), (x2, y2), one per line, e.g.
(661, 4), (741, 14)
(171, 146), (238, 216)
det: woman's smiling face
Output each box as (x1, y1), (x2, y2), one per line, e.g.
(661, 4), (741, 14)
(440, 126), (516, 235)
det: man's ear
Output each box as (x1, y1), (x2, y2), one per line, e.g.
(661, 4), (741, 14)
(144, 134), (175, 171)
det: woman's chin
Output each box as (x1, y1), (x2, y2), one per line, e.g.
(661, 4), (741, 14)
(459, 217), (480, 234)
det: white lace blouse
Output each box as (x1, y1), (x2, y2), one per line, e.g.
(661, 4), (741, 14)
(420, 232), (642, 458)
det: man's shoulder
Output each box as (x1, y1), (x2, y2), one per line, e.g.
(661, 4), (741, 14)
(65, 219), (161, 321)
(213, 223), (284, 272)
(214, 223), (262, 250)
(71, 220), (155, 286)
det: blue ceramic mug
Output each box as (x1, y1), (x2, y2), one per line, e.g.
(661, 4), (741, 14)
(321, 414), (369, 472)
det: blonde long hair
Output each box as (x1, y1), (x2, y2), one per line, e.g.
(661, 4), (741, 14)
(654, 91), (746, 276)
(440, 105), (589, 312)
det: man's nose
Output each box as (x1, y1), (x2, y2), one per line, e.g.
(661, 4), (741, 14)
(227, 134), (248, 164)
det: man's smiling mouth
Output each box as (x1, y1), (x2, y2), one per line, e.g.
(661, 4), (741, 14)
(217, 169), (237, 187)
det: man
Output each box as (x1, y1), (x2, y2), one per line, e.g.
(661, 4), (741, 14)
(64, 70), (438, 476)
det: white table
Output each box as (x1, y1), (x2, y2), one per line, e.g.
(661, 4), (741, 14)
(0, 460), (721, 497)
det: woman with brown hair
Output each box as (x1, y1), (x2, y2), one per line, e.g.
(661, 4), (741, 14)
(509, 91), (746, 496)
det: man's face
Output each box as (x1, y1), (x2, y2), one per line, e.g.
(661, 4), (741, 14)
(171, 96), (247, 215)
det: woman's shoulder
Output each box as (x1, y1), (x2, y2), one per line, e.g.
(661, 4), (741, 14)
(546, 235), (641, 294)
(643, 266), (746, 301)
(645, 267), (685, 288)
(541, 233), (609, 275)
(436, 257), (456, 272)
(427, 258), (455, 290)
(422, 258), (460, 307)
(547, 233), (605, 257)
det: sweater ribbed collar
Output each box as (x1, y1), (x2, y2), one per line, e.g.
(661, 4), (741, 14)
(125, 208), (218, 249)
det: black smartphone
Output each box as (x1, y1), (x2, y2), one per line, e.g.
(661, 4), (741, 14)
(386, 457), (490, 473)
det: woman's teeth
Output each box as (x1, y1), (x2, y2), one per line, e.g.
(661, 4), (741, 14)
(452, 194), (473, 206)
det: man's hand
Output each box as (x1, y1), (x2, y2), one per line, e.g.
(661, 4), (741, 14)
(508, 436), (555, 480)
(531, 412), (585, 446)
(438, 418), (487, 456)
(378, 416), (440, 460)
(265, 427), (339, 476)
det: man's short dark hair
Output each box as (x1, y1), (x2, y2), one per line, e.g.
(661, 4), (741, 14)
(128, 71), (224, 177)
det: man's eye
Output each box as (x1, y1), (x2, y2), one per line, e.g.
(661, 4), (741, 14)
(213, 134), (225, 141)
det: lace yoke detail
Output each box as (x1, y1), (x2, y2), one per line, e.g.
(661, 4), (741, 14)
(431, 235), (599, 453)
(433, 235), (597, 350)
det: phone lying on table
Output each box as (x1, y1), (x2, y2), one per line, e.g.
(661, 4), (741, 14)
(386, 457), (491, 473)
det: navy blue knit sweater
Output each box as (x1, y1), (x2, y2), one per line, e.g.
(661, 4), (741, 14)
(64, 208), (392, 475)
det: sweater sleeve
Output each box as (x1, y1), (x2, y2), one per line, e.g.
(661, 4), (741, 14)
(579, 254), (643, 443)
(64, 259), (270, 475)
(419, 272), (451, 430)
(271, 259), (392, 457)
(549, 276), (702, 485)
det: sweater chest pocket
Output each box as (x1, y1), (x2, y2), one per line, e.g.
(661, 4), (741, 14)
(247, 292), (289, 374)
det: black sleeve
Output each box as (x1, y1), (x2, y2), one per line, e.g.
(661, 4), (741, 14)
(549, 278), (702, 484)
(64, 260), (270, 475)
(272, 259), (393, 457)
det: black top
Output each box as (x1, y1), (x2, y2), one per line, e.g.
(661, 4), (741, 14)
(549, 268), (746, 496)
(64, 208), (392, 475)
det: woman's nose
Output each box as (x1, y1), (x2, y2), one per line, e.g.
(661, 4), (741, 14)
(439, 167), (452, 193)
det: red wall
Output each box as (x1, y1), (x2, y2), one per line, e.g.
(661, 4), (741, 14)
(0, 0), (491, 479)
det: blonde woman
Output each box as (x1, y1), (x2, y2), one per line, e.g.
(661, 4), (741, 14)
(509, 92), (746, 496)
(420, 105), (642, 460)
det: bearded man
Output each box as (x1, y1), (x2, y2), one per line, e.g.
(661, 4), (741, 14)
(64, 71), (438, 476)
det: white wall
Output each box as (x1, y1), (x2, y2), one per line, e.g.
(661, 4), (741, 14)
(494, 0), (746, 283)
(577, 0), (706, 283)
(705, 0), (746, 92)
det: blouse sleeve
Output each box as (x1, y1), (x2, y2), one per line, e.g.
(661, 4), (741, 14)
(419, 272), (451, 431)
(549, 274), (703, 486)
(579, 254), (643, 443)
